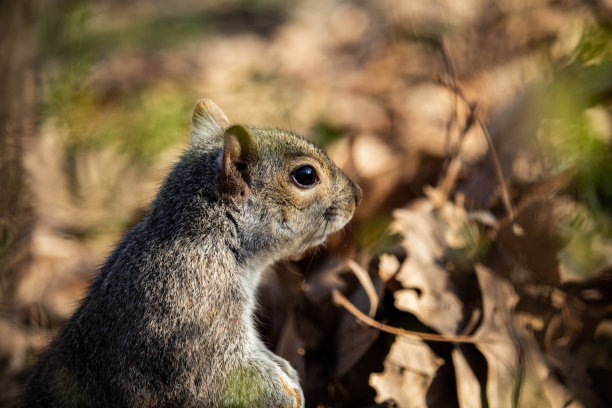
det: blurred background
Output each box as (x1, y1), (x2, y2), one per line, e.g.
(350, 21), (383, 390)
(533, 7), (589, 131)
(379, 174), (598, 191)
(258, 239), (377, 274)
(1, 0), (612, 406)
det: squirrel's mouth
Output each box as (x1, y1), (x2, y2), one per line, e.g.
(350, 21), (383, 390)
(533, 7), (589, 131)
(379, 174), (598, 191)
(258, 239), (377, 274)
(315, 212), (351, 243)
(323, 205), (354, 235)
(290, 205), (353, 259)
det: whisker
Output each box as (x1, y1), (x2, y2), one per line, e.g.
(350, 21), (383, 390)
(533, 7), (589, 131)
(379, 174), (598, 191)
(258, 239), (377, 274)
(299, 207), (330, 279)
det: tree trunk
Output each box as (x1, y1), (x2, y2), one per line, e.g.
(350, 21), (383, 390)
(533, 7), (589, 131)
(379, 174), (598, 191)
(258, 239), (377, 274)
(0, 0), (38, 301)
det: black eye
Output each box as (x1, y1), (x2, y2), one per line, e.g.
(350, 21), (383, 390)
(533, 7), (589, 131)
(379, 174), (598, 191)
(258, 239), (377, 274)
(292, 165), (318, 188)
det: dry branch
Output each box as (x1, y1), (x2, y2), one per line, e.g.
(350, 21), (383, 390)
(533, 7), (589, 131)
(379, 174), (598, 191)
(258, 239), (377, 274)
(332, 289), (476, 344)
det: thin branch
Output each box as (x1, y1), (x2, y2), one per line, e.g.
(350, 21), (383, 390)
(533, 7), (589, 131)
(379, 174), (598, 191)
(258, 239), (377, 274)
(346, 259), (379, 318)
(477, 119), (516, 223)
(433, 39), (465, 199)
(434, 95), (479, 201)
(438, 38), (459, 162)
(332, 289), (476, 344)
(434, 75), (518, 225)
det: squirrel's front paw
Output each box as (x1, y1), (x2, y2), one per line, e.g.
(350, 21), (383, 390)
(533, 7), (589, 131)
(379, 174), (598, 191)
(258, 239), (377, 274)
(278, 372), (303, 408)
(260, 349), (303, 407)
(269, 352), (301, 386)
(223, 360), (304, 408)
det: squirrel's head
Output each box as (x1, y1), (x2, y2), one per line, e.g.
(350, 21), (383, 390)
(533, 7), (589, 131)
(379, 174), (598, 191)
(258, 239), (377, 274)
(190, 98), (362, 264)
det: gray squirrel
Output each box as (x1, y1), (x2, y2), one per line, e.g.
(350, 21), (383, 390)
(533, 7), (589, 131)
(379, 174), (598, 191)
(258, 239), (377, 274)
(22, 99), (362, 407)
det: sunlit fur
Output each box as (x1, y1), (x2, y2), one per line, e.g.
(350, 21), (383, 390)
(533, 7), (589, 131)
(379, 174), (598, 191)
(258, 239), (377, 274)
(23, 99), (361, 407)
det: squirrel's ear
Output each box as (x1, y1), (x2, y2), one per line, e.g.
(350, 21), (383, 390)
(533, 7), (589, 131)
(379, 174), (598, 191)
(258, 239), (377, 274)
(191, 98), (231, 144)
(220, 125), (257, 197)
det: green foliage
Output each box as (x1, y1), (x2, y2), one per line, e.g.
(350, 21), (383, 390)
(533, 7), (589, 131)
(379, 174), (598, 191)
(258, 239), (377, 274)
(539, 108), (612, 213)
(535, 24), (612, 278)
(44, 74), (194, 166)
(38, 1), (197, 167)
(37, 0), (214, 60)
(90, 86), (193, 160)
(576, 24), (612, 64)
(33, 0), (203, 247)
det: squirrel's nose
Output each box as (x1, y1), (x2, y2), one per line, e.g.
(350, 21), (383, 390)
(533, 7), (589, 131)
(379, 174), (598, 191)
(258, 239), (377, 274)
(352, 182), (363, 207)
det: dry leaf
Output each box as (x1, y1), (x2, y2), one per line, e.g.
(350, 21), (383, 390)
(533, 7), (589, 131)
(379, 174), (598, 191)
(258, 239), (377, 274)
(378, 254), (400, 282)
(370, 337), (443, 408)
(470, 265), (578, 408)
(391, 200), (464, 334)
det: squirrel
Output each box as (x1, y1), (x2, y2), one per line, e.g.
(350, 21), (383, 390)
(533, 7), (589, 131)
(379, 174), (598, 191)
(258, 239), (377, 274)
(22, 99), (362, 407)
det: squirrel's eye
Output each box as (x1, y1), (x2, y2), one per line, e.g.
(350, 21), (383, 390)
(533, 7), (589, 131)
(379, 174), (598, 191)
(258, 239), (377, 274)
(292, 165), (318, 188)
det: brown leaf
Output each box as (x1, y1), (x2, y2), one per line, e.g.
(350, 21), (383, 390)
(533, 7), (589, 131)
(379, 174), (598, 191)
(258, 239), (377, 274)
(370, 337), (443, 407)
(391, 200), (465, 334)
(470, 265), (578, 408)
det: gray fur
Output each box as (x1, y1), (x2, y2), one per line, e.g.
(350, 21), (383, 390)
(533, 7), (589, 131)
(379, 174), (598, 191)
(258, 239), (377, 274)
(22, 99), (361, 408)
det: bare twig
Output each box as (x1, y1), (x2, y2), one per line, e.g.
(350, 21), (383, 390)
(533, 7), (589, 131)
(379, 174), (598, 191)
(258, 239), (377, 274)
(434, 97), (479, 201)
(437, 39), (460, 162)
(332, 289), (476, 344)
(434, 39), (488, 204)
(434, 75), (518, 226)
(477, 119), (516, 223)
(346, 259), (379, 318)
